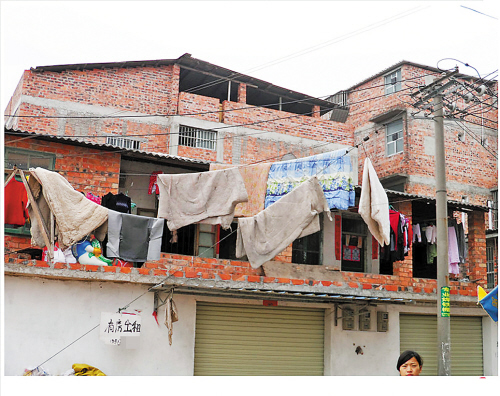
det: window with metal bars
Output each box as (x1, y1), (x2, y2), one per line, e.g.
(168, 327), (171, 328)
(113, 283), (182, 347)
(106, 136), (141, 150)
(486, 244), (497, 288)
(179, 125), (217, 150)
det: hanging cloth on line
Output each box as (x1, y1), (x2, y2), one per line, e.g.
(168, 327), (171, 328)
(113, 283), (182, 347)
(106, 210), (165, 262)
(156, 167), (248, 231)
(236, 176), (332, 269)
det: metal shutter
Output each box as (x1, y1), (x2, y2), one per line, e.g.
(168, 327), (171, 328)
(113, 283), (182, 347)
(194, 302), (325, 376)
(400, 314), (483, 376)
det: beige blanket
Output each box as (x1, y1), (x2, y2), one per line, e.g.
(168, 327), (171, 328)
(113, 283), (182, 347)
(236, 176), (332, 269)
(27, 167), (109, 250)
(358, 158), (390, 246)
(209, 162), (272, 217)
(157, 168), (248, 231)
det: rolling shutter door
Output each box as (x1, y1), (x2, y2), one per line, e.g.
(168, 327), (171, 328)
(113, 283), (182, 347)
(194, 302), (325, 376)
(400, 314), (483, 376)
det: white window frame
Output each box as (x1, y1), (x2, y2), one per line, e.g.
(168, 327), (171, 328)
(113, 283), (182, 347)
(385, 69), (402, 95)
(386, 119), (404, 156)
(106, 136), (141, 150)
(179, 125), (217, 151)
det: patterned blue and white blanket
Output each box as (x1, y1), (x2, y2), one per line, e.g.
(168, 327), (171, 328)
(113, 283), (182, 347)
(264, 149), (355, 210)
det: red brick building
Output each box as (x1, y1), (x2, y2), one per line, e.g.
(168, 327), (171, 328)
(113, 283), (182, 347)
(3, 55), (498, 376)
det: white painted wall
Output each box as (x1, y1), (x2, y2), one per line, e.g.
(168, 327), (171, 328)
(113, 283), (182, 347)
(4, 276), (197, 376)
(325, 304), (401, 376)
(4, 275), (496, 376)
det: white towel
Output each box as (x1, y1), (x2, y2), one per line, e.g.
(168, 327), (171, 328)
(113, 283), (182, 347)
(28, 168), (108, 250)
(236, 177), (332, 269)
(156, 168), (248, 231)
(358, 158), (390, 246)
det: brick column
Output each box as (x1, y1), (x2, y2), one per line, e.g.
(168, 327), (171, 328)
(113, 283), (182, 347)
(312, 105), (321, 118)
(467, 211), (487, 287)
(171, 64), (181, 115)
(238, 83), (247, 104)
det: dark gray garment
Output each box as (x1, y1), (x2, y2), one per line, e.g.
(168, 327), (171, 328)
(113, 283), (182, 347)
(107, 210), (165, 262)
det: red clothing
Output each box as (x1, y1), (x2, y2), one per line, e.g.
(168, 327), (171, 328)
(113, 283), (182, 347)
(4, 178), (29, 226)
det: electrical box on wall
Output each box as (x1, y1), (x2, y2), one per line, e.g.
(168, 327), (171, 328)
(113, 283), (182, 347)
(359, 310), (371, 331)
(377, 311), (389, 332)
(342, 308), (355, 330)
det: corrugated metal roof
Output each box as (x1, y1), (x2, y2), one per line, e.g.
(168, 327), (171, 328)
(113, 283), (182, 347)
(4, 128), (210, 167)
(354, 185), (489, 212)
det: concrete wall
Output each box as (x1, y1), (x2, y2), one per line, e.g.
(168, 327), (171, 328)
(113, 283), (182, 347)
(5, 275), (496, 376)
(4, 276), (197, 376)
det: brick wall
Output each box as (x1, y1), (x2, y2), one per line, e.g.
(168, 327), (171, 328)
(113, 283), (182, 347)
(350, 64), (497, 207)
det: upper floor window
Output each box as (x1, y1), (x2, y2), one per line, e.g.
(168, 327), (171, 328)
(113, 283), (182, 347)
(385, 69), (401, 95)
(386, 119), (404, 156)
(106, 136), (141, 150)
(179, 125), (217, 151)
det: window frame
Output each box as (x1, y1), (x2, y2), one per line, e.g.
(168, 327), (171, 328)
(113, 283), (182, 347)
(340, 213), (367, 273)
(106, 136), (141, 150)
(4, 148), (56, 236)
(179, 125), (217, 151)
(292, 217), (324, 266)
(386, 118), (404, 156)
(384, 68), (402, 95)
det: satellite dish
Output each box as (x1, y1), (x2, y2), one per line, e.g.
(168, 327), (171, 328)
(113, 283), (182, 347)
(464, 93), (474, 103)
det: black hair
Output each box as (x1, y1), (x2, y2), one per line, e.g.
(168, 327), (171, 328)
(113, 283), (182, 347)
(397, 350), (423, 371)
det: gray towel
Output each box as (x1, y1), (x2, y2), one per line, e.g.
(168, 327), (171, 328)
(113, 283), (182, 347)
(236, 177), (332, 269)
(107, 210), (165, 262)
(157, 168), (248, 231)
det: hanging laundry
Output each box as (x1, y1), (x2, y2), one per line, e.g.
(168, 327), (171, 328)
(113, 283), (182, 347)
(358, 157), (390, 246)
(85, 191), (101, 204)
(450, 218), (467, 264)
(413, 223), (422, 243)
(265, 149), (355, 210)
(448, 225), (460, 275)
(156, 168), (248, 231)
(164, 290), (179, 346)
(424, 225), (437, 244)
(236, 177), (332, 269)
(106, 210), (165, 262)
(148, 171), (163, 195)
(4, 177), (29, 226)
(101, 192), (131, 214)
(210, 162), (272, 217)
(27, 168), (108, 250)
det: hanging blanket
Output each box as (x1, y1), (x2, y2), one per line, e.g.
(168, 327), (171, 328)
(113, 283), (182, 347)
(156, 168), (248, 231)
(358, 158), (390, 246)
(106, 210), (165, 262)
(27, 168), (108, 250)
(236, 176), (332, 269)
(209, 162), (272, 217)
(264, 149), (355, 210)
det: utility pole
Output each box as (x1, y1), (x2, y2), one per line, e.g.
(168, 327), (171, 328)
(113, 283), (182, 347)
(433, 92), (451, 376)
(410, 67), (460, 375)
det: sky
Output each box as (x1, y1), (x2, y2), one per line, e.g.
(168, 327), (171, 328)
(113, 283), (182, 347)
(1, 0), (499, 111)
